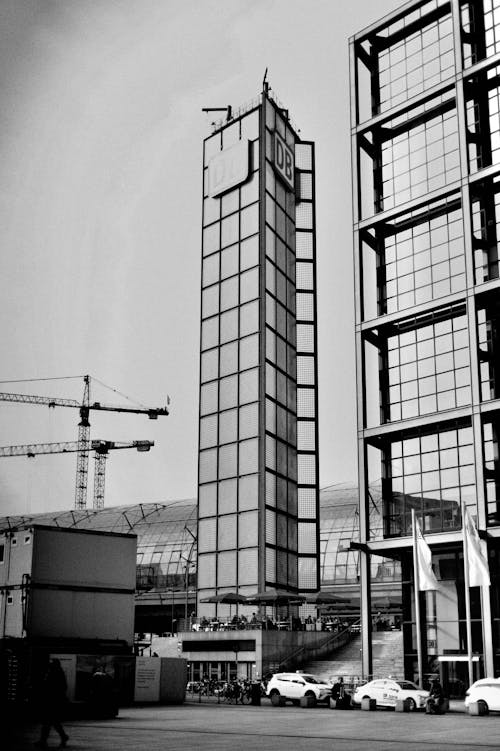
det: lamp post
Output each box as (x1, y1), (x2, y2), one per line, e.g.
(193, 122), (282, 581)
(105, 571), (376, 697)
(234, 643), (240, 680)
(183, 562), (196, 627)
(182, 525), (197, 625)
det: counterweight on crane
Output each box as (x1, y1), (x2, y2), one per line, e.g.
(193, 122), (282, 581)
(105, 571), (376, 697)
(0, 375), (169, 509)
(0, 439), (154, 509)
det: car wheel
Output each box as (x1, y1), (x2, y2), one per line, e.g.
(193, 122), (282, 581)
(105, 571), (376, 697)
(406, 698), (417, 712)
(305, 691), (317, 707)
(269, 689), (280, 698)
(478, 700), (489, 715)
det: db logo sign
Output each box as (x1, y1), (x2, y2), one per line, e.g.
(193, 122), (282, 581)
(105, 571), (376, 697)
(208, 140), (250, 198)
(273, 132), (294, 191)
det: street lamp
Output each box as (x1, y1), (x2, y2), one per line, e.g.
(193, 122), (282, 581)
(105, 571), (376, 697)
(234, 643), (240, 680)
(181, 525), (197, 624)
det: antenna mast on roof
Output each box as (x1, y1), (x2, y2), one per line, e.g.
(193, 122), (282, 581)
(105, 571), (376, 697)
(262, 68), (269, 96)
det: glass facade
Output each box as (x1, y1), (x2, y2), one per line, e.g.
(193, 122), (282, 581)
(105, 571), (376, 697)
(0, 483), (378, 606)
(352, 0), (500, 682)
(197, 89), (319, 607)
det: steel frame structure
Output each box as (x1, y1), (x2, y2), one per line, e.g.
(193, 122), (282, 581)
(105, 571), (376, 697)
(351, 0), (500, 680)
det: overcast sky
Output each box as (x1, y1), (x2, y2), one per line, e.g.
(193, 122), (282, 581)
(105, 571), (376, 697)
(0, 0), (399, 516)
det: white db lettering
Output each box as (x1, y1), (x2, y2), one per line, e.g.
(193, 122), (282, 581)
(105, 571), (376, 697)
(273, 132), (294, 191)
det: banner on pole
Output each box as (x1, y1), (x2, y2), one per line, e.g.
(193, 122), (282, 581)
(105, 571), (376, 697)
(464, 507), (490, 587)
(414, 516), (439, 591)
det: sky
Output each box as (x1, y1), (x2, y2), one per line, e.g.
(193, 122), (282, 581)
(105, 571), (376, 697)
(0, 0), (400, 516)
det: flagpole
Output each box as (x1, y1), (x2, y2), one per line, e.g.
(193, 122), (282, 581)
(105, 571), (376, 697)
(412, 509), (423, 688)
(461, 501), (474, 687)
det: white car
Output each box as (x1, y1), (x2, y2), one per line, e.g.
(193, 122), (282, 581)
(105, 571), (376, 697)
(465, 678), (500, 714)
(266, 672), (332, 706)
(353, 678), (428, 711)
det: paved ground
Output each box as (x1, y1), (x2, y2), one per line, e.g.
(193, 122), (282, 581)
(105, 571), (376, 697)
(9, 698), (500, 751)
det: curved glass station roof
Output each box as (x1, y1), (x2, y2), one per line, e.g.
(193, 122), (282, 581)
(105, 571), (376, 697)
(1, 483), (399, 591)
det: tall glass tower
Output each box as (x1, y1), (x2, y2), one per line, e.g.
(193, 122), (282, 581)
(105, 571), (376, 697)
(197, 85), (319, 614)
(351, 0), (500, 685)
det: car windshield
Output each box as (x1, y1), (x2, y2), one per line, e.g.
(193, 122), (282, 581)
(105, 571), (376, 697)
(396, 681), (418, 690)
(302, 675), (321, 684)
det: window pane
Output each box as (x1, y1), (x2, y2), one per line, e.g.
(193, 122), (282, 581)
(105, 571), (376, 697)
(241, 235), (259, 271)
(239, 473), (258, 510)
(219, 478), (237, 514)
(221, 244), (239, 279)
(241, 202), (259, 238)
(220, 308), (238, 343)
(240, 267), (259, 303)
(219, 408), (237, 444)
(240, 333), (259, 370)
(201, 349), (218, 382)
(220, 276), (239, 311)
(240, 368), (259, 403)
(219, 443), (237, 479)
(221, 213), (239, 247)
(200, 381), (218, 415)
(203, 253), (220, 286)
(202, 285), (219, 318)
(239, 437), (259, 474)
(201, 316), (219, 350)
(240, 301), (259, 337)
(220, 341), (238, 376)
(203, 222), (220, 255)
(239, 403), (259, 440)
(219, 375), (238, 410)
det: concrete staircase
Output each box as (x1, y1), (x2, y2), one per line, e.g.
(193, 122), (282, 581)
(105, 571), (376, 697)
(300, 630), (404, 682)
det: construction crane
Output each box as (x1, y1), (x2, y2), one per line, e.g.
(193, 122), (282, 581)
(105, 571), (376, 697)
(0, 439), (154, 509)
(0, 375), (169, 509)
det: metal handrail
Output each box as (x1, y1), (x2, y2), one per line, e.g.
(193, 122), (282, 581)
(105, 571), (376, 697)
(276, 622), (359, 672)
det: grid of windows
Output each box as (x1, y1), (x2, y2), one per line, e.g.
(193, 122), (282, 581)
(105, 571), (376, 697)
(294, 140), (319, 591)
(380, 98), (459, 212)
(198, 94), (318, 597)
(466, 65), (500, 173)
(385, 311), (470, 420)
(263, 99), (299, 591)
(462, 0), (500, 67)
(484, 416), (500, 525)
(377, 8), (454, 114)
(382, 423), (475, 538)
(198, 107), (262, 595)
(381, 200), (465, 314)
(353, 0), (500, 684)
(471, 179), (500, 283)
(477, 296), (500, 401)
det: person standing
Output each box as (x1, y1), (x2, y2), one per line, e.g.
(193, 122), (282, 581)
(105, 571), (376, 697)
(426, 678), (446, 714)
(35, 658), (69, 748)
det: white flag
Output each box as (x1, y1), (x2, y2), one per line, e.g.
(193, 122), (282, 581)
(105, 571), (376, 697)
(464, 507), (490, 587)
(414, 516), (439, 591)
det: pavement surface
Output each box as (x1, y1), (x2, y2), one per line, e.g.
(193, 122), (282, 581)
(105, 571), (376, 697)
(8, 698), (500, 751)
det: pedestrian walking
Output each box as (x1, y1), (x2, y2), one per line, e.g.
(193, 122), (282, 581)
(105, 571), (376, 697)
(35, 658), (69, 748)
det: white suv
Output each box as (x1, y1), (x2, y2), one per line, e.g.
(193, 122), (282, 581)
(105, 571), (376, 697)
(266, 672), (332, 706)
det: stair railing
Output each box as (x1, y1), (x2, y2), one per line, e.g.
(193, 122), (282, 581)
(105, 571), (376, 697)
(274, 620), (360, 673)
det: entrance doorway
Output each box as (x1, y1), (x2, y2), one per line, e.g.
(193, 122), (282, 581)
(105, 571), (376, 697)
(438, 656), (482, 698)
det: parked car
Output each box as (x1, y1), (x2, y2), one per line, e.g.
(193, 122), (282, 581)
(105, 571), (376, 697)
(465, 678), (500, 714)
(266, 672), (332, 706)
(352, 678), (428, 710)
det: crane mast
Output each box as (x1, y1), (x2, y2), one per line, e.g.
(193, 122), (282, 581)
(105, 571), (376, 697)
(0, 374), (168, 509)
(75, 375), (91, 510)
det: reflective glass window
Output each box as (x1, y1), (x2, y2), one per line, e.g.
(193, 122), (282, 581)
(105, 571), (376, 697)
(219, 408), (238, 445)
(240, 301), (259, 337)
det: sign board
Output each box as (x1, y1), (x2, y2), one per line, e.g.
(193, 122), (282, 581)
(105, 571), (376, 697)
(273, 131), (294, 191)
(208, 139), (250, 198)
(134, 656), (161, 702)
